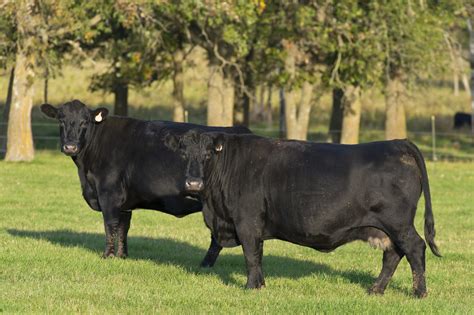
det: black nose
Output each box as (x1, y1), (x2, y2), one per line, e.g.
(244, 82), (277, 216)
(185, 177), (204, 192)
(63, 144), (78, 154)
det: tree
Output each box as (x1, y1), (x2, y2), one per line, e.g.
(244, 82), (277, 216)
(257, 1), (326, 140)
(377, 1), (449, 140)
(4, 1), (40, 161)
(84, 1), (159, 117)
(323, 1), (384, 144)
(188, 1), (262, 127)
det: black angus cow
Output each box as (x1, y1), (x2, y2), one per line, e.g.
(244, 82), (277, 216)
(165, 131), (441, 298)
(40, 100), (250, 266)
(453, 112), (472, 129)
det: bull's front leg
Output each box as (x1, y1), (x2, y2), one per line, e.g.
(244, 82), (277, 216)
(117, 211), (132, 258)
(240, 236), (265, 289)
(200, 234), (223, 267)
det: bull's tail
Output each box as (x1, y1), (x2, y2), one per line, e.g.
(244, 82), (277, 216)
(406, 140), (442, 257)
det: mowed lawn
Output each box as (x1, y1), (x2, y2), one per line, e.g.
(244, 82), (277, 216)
(0, 152), (473, 313)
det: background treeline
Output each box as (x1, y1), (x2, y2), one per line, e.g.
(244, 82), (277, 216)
(0, 0), (473, 161)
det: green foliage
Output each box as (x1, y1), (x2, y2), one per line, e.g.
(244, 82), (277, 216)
(83, 1), (160, 92)
(376, 1), (453, 85)
(0, 3), (16, 69)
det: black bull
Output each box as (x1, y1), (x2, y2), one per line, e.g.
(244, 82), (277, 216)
(166, 131), (441, 297)
(40, 100), (251, 266)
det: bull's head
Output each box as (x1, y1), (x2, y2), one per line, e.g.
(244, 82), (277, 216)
(40, 100), (108, 156)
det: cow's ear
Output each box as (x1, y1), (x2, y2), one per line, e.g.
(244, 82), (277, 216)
(92, 108), (108, 123)
(40, 103), (58, 119)
(164, 133), (180, 151)
(213, 134), (225, 152)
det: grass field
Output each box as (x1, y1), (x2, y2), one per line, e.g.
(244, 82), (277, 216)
(0, 151), (473, 313)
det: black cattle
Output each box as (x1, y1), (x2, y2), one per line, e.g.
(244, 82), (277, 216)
(453, 112), (472, 129)
(40, 100), (250, 267)
(165, 131), (441, 298)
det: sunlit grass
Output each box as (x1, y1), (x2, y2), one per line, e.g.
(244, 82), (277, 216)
(0, 152), (473, 313)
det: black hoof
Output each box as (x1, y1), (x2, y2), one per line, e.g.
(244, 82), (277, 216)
(200, 259), (215, 268)
(413, 290), (428, 299)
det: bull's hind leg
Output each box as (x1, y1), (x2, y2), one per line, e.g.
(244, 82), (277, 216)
(368, 247), (403, 295)
(392, 226), (428, 298)
(200, 235), (223, 268)
(117, 211), (132, 258)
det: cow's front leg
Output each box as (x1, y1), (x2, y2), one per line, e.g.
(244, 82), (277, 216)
(117, 211), (132, 258)
(102, 213), (118, 258)
(240, 236), (265, 289)
(200, 234), (223, 267)
(99, 194), (122, 258)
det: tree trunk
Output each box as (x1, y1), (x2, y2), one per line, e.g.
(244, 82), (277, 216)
(385, 74), (407, 140)
(282, 40), (313, 140)
(44, 69), (49, 104)
(6, 1), (37, 162)
(172, 49), (185, 122)
(294, 81), (313, 140)
(222, 73), (234, 126)
(329, 88), (343, 143)
(1, 67), (15, 158)
(114, 82), (128, 116)
(265, 84), (273, 127)
(453, 73), (459, 96)
(242, 89), (251, 127)
(284, 83), (313, 141)
(207, 61), (234, 127)
(279, 88), (286, 139)
(469, 18), (474, 134)
(461, 73), (471, 97)
(340, 85), (362, 144)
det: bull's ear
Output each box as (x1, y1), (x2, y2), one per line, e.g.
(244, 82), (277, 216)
(92, 107), (108, 123)
(164, 133), (180, 151)
(40, 103), (58, 119)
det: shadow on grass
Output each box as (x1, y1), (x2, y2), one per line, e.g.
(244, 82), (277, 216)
(7, 228), (409, 295)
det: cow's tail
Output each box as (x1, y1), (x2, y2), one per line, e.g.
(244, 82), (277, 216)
(406, 140), (442, 257)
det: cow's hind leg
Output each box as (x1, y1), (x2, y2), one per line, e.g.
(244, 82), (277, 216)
(200, 234), (223, 268)
(368, 247), (403, 295)
(392, 226), (428, 298)
(117, 211), (132, 258)
(241, 237), (265, 289)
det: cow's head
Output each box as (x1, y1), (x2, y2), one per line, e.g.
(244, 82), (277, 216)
(40, 100), (108, 156)
(164, 130), (225, 193)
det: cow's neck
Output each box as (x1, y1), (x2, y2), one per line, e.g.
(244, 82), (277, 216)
(72, 121), (104, 172)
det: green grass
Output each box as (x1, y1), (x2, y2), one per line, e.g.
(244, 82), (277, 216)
(0, 152), (473, 313)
